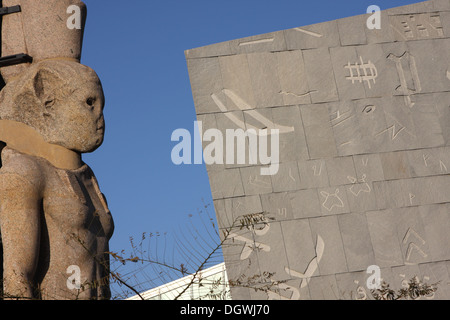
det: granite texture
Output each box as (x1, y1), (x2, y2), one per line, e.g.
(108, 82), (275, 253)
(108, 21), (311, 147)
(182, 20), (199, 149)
(0, 0), (113, 300)
(186, 0), (450, 300)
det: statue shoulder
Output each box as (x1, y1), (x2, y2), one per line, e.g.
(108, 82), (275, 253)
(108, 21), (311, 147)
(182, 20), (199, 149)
(0, 147), (45, 189)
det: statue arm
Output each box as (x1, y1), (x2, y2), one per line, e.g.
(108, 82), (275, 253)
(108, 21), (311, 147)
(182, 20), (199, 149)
(0, 173), (41, 300)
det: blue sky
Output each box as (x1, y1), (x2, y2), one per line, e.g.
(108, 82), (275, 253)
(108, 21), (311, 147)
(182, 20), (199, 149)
(80, 0), (422, 293)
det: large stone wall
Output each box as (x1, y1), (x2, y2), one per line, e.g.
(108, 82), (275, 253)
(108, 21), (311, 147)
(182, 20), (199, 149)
(185, 0), (450, 300)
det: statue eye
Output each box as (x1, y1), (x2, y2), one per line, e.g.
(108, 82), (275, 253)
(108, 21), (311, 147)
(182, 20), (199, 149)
(86, 97), (96, 109)
(45, 98), (55, 108)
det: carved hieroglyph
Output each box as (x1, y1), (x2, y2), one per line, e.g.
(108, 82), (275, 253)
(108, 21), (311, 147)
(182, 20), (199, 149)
(0, 1), (113, 300)
(186, 0), (450, 300)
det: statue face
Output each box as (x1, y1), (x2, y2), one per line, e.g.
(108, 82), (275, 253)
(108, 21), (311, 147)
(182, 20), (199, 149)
(1, 60), (107, 154)
(45, 76), (106, 153)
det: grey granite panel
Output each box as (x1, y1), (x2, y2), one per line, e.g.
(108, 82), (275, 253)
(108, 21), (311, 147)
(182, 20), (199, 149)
(338, 213), (377, 272)
(407, 147), (450, 177)
(197, 113), (224, 173)
(214, 199), (235, 229)
(276, 50), (311, 106)
(302, 48), (339, 104)
(254, 221), (289, 282)
(409, 93), (445, 149)
(260, 192), (294, 221)
(345, 179), (377, 213)
(325, 156), (356, 187)
(309, 216), (348, 275)
(270, 161), (301, 193)
(208, 168), (245, 200)
(380, 151), (412, 180)
(290, 189), (322, 219)
(186, 0), (450, 300)
(229, 31), (287, 54)
(395, 207), (432, 265)
(214, 110), (245, 169)
(330, 46), (366, 101)
(407, 39), (450, 94)
(434, 92), (450, 146)
(187, 57), (225, 115)
(419, 204), (450, 261)
(185, 41), (232, 59)
(284, 20), (341, 50)
(353, 153), (385, 182)
(307, 275), (341, 300)
(226, 195), (263, 227)
(328, 99), (391, 156)
(281, 219), (317, 280)
(442, 11), (450, 36)
(221, 227), (261, 297)
(265, 278), (309, 300)
(356, 44), (397, 99)
(389, 12), (445, 41)
(337, 14), (367, 46)
(297, 159), (330, 189)
(240, 166), (273, 196)
(336, 271), (374, 300)
(366, 209), (404, 268)
(374, 176), (450, 209)
(419, 262), (450, 299)
(219, 54), (256, 112)
(318, 186), (350, 215)
(433, 0), (450, 11)
(271, 105), (309, 162)
(247, 52), (284, 109)
(391, 264), (423, 292)
(300, 104), (338, 159)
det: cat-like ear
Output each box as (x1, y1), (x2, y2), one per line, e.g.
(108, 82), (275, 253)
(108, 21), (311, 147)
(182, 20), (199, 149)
(32, 67), (59, 115)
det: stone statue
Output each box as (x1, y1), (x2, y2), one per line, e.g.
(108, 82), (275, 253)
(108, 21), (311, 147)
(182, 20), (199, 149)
(0, 1), (114, 300)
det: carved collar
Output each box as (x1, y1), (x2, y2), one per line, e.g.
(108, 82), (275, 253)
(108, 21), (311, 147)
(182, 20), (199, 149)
(0, 119), (83, 170)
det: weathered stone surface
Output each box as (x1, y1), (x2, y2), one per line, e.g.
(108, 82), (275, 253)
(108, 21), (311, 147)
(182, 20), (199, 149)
(0, 0), (112, 300)
(0, 60), (105, 153)
(186, 0), (450, 300)
(1, 0), (86, 82)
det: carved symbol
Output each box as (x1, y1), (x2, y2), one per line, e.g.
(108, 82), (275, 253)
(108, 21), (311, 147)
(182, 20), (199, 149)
(376, 123), (405, 140)
(354, 280), (368, 301)
(229, 234), (271, 260)
(391, 13), (444, 40)
(239, 38), (274, 47)
(362, 105), (376, 114)
(330, 108), (355, 128)
(277, 208), (287, 218)
(248, 175), (271, 188)
(312, 162), (323, 176)
(362, 157), (369, 166)
(294, 27), (323, 38)
(288, 168), (296, 182)
(409, 193), (415, 205)
(387, 51), (421, 108)
(347, 175), (371, 197)
(267, 283), (300, 300)
(402, 228), (427, 264)
(423, 154), (430, 167)
(320, 189), (344, 212)
(440, 160), (448, 173)
(344, 56), (378, 89)
(211, 89), (294, 136)
(279, 90), (317, 98)
(447, 70), (450, 81)
(285, 235), (325, 289)
(375, 113), (415, 140)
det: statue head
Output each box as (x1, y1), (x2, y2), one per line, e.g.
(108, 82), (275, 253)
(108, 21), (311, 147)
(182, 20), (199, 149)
(0, 60), (105, 153)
